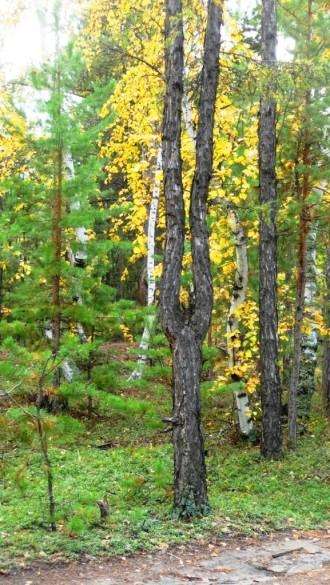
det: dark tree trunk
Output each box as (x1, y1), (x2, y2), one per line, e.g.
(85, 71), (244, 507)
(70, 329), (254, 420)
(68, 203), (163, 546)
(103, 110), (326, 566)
(172, 328), (207, 514)
(259, 0), (282, 458)
(0, 197), (4, 324)
(288, 0), (313, 449)
(161, 0), (222, 518)
(288, 212), (308, 446)
(323, 246), (330, 417)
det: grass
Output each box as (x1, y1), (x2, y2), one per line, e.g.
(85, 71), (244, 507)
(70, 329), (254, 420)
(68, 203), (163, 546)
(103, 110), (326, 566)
(1, 345), (329, 571)
(1, 413), (329, 571)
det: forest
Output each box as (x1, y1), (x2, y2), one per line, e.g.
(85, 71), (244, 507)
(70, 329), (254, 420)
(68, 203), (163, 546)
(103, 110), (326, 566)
(0, 0), (329, 580)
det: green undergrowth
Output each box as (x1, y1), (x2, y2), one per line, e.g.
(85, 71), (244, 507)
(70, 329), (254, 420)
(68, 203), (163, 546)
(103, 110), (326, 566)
(1, 419), (329, 571)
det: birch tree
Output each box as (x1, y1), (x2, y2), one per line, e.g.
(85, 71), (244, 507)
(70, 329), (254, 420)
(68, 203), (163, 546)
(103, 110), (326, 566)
(161, 0), (222, 518)
(226, 203), (253, 436)
(64, 152), (88, 344)
(129, 147), (162, 380)
(297, 225), (318, 425)
(50, 5), (64, 388)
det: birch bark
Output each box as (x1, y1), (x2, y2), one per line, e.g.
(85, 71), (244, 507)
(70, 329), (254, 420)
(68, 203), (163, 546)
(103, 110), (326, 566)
(226, 203), (253, 436)
(64, 152), (88, 344)
(297, 225), (318, 424)
(129, 148), (162, 380)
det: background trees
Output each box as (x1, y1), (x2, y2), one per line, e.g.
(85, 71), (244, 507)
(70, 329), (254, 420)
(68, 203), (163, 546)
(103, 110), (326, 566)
(0, 0), (329, 561)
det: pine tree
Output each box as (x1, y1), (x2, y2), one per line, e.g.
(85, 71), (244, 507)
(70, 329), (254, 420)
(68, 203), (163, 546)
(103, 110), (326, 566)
(258, 0), (282, 458)
(161, 0), (222, 518)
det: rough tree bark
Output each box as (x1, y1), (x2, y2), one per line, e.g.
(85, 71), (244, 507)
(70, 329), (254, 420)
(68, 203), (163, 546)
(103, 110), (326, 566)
(183, 100), (252, 436)
(259, 0), (282, 458)
(323, 246), (330, 417)
(288, 0), (313, 449)
(226, 202), (253, 436)
(130, 147), (162, 380)
(161, 0), (222, 518)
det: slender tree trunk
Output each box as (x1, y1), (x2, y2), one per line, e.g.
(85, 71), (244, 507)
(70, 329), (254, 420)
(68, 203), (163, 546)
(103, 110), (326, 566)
(183, 81), (252, 435)
(288, 0), (313, 449)
(297, 225), (317, 425)
(226, 203), (253, 436)
(130, 147), (162, 380)
(323, 246), (330, 417)
(0, 267), (3, 322)
(65, 153), (88, 344)
(50, 8), (63, 387)
(259, 0), (282, 458)
(51, 118), (63, 386)
(288, 202), (310, 447)
(287, 155), (313, 446)
(0, 197), (3, 322)
(161, 0), (221, 518)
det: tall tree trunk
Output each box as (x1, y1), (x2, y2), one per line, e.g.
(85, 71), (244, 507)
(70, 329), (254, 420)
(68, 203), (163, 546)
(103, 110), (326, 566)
(0, 266), (3, 322)
(51, 60), (63, 387)
(0, 196), (3, 323)
(49, 3), (64, 394)
(161, 0), (221, 518)
(288, 0), (313, 449)
(65, 153), (88, 344)
(297, 225), (317, 425)
(182, 89), (252, 435)
(259, 0), (282, 458)
(288, 178), (311, 448)
(226, 203), (253, 436)
(323, 246), (330, 417)
(130, 147), (162, 380)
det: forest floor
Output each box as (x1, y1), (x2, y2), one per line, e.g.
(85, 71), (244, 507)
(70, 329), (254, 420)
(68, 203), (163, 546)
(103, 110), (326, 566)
(1, 531), (329, 584)
(1, 343), (329, 576)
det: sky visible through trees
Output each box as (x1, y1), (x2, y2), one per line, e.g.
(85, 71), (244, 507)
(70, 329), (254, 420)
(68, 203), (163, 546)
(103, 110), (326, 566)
(0, 0), (329, 571)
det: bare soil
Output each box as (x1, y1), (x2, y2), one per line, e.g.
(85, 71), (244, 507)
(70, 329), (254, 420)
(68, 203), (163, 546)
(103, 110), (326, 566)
(1, 531), (329, 584)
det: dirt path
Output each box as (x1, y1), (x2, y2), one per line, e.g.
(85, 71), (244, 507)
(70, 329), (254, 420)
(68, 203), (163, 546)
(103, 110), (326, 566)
(1, 532), (329, 584)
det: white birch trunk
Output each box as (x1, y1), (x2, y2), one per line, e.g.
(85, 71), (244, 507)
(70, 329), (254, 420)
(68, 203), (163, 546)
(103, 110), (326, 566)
(226, 203), (253, 436)
(297, 224), (318, 421)
(129, 148), (162, 381)
(64, 153), (88, 344)
(44, 153), (89, 381)
(45, 325), (76, 382)
(64, 153), (88, 266)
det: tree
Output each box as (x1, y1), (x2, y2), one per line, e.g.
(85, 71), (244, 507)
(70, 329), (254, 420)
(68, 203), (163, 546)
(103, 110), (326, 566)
(50, 4), (64, 387)
(323, 246), (330, 417)
(284, 0), (328, 447)
(129, 146), (162, 380)
(258, 0), (282, 458)
(226, 202), (253, 437)
(161, 0), (222, 518)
